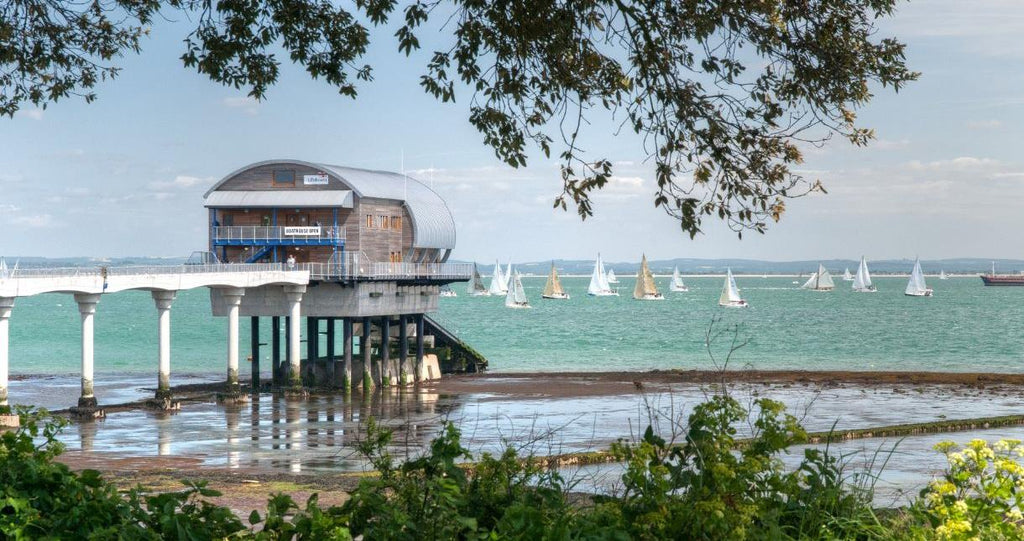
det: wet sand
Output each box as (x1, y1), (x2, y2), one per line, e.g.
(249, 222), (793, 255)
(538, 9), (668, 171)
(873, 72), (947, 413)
(42, 369), (1024, 512)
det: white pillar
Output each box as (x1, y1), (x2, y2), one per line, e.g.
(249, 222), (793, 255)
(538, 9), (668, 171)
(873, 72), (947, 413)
(152, 291), (176, 398)
(220, 288), (245, 391)
(74, 293), (101, 408)
(0, 297), (14, 406)
(283, 285), (306, 387)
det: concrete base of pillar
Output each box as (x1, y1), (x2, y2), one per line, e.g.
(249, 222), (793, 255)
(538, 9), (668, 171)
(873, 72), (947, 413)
(417, 354), (442, 382)
(278, 387), (309, 398)
(0, 414), (19, 429)
(216, 389), (248, 404)
(77, 396), (98, 408)
(69, 406), (105, 419)
(145, 397), (181, 411)
(154, 388), (173, 400)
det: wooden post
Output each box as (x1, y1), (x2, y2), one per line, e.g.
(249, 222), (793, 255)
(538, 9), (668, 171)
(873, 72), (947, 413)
(342, 318), (353, 394)
(398, 315), (408, 385)
(326, 318), (336, 387)
(361, 316), (373, 392)
(415, 314), (425, 383)
(380, 317), (391, 387)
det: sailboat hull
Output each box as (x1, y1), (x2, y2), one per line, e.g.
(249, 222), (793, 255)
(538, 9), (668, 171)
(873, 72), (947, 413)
(636, 293), (665, 300)
(669, 284), (689, 292)
(853, 286), (877, 293)
(905, 289), (933, 297)
(719, 300), (749, 308)
(541, 293), (570, 300)
(588, 291), (619, 297)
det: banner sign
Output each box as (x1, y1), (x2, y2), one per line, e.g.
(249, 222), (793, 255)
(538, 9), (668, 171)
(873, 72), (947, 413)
(303, 174), (329, 185)
(284, 226), (321, 236)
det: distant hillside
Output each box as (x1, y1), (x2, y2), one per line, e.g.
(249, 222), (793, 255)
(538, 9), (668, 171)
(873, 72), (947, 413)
(456, 258), (1024, 276)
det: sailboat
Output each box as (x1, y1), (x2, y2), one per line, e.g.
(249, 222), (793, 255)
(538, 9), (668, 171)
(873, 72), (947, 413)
(719, 268), (748, 307)
(669, 266), (689, 292)
(487, 260), (508, 296)
(842, 268), (854, 281)
(503, 261), (513, 290)
(905, 258), (933, 297)
(800, 264), (835, 291)
(0, 258), (7, 280)
(852, 256), (876, 292)
(439, 285), (457, 297)
(587, 253), (618, 296)
(606, 269), (619, 284)
(939, 270), (949, 280)
(467, 263), (489, 296)
(633, 254), (664, 300)
(505, 268), (531, 308)
(541, 262), (570, 299)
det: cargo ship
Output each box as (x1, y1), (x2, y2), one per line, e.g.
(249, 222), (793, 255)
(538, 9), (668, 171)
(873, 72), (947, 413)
(980, 262), (1024, 286)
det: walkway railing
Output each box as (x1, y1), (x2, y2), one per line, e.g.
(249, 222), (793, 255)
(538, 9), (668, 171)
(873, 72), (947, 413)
(2, 260), (470, 282)
(212, 226), (344, 243)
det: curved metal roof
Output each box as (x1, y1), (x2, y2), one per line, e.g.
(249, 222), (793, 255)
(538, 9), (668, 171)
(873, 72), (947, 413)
(204, 160), (456, 250)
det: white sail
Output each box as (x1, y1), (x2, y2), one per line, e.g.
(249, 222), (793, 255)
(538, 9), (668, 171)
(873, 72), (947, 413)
(842, 268), (853, 281)
(468, 263), (488, 295)
(505, 268), (530, 308)
(488, 260), (507, 295)
(939, 270), (948, 280)
(801, 264), (834, 290)
(588, 253), (616, 296)
(670, 266), (688, 292)
(606, 269), (618, 283)
(719, 268), (746, 306)
(0, 258), (7, 280)
(504, 262), (513, 289)
(852, 256), (875, 292)
(905, 258), (931, 296)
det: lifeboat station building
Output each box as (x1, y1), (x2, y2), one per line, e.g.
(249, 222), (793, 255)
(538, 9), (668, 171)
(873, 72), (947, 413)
(203, 159), (477, 393)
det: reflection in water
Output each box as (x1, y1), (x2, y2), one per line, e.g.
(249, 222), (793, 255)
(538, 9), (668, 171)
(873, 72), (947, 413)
(78, 419), (99, 453)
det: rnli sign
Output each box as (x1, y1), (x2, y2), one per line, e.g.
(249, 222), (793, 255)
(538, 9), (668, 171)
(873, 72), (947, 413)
(303, 174), (329, 185)
(284, 226), (321, 236)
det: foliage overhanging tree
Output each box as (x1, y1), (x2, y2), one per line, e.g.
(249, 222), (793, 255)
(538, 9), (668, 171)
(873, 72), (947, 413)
(0, 0), (916, 237)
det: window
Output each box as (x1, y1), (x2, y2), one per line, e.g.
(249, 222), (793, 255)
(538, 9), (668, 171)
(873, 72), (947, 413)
(389, 251), (403, 263)
(381, 216), (390, 229)
(365, 214), (373, 228)
(272, 170), (296, 186)
(392, 216), (402, 230)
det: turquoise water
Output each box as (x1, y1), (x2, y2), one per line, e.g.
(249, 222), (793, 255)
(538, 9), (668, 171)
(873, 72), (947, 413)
(5, 276), (1024, 377)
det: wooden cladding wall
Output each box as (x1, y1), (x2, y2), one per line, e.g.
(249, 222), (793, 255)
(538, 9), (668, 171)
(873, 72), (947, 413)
(218, 164), (341, 191)
(356, 197), (407, 262)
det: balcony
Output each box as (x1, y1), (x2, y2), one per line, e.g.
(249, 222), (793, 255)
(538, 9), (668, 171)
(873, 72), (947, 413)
(211, 226), (345, 247)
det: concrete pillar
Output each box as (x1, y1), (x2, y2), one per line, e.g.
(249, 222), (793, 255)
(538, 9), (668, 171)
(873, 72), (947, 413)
(326, 318), (336, 386)
(0, 297), (13, 406)
(361, 316), (373, 393)
(380, 317), (391, 387)
(342, 318), (353, 393)
(250, 316), (260, 393)
(221, 288), (245, 394)
(271, 316), (281, 385)
(74, 293), (102, 407)
(284, 285), (306, 388)
(284, 316), (291, 377)
(415, 314), (425, 384)
(151, 291), (176, 400)
(305, 317), (317, 383)
(399, 315), (408, 386)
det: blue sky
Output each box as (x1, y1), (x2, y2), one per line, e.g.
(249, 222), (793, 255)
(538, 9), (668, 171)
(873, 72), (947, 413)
(2, 0), (1024, 263)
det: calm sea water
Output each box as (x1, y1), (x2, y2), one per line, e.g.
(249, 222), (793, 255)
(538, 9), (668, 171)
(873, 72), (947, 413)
(5, 275), (1023, 378)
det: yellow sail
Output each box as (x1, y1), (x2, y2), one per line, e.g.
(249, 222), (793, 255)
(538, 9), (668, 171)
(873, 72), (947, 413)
(633, 254), (661, 299)
(543, 263), (565, 296)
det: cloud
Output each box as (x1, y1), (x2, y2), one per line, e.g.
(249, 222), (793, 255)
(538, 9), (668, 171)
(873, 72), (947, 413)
(15, 108), (43, 121)
(966, 119), (1002, 129)
(148, 175), (215, 190)
(7, 214), (55, 228)
(604, 175), (645, 193)
(222, 96), (260, 116)
(905, 156), (1000, 172)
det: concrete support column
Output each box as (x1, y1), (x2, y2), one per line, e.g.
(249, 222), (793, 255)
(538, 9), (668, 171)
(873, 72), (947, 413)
(221, 288), (245, 394)
(415, 314), (425, 383)
(151, 291), (176, 400)
(380, 317), (391, 387)
(398, 315), (408, 386)
(361, 316), (373, 393)
(0, 297), (14, 406)
(284, 285), (306, 388)
(342, 318), (353, 394)
(326, 318), (336, 386)
(74, 293), (102, 407)
(271, 316), (281, 386)
(250, 316), (260, 393)
(305, 317), (317, 384)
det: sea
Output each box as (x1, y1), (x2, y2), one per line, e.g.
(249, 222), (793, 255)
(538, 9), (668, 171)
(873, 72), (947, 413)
(6, 274), (1024, 499)
(7, 275), (1021, 380)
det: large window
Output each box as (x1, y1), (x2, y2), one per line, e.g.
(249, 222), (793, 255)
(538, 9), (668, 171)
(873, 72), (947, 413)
(272, 170), (296, 186)
(392, 216), (402, 230)
(365, 214), (373, 228)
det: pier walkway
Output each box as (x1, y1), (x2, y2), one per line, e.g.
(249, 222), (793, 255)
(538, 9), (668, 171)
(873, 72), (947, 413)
(0, 261), (471, 412)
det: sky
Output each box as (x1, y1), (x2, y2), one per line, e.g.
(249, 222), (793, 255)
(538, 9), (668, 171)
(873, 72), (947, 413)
(2, 1), (1024, 263)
